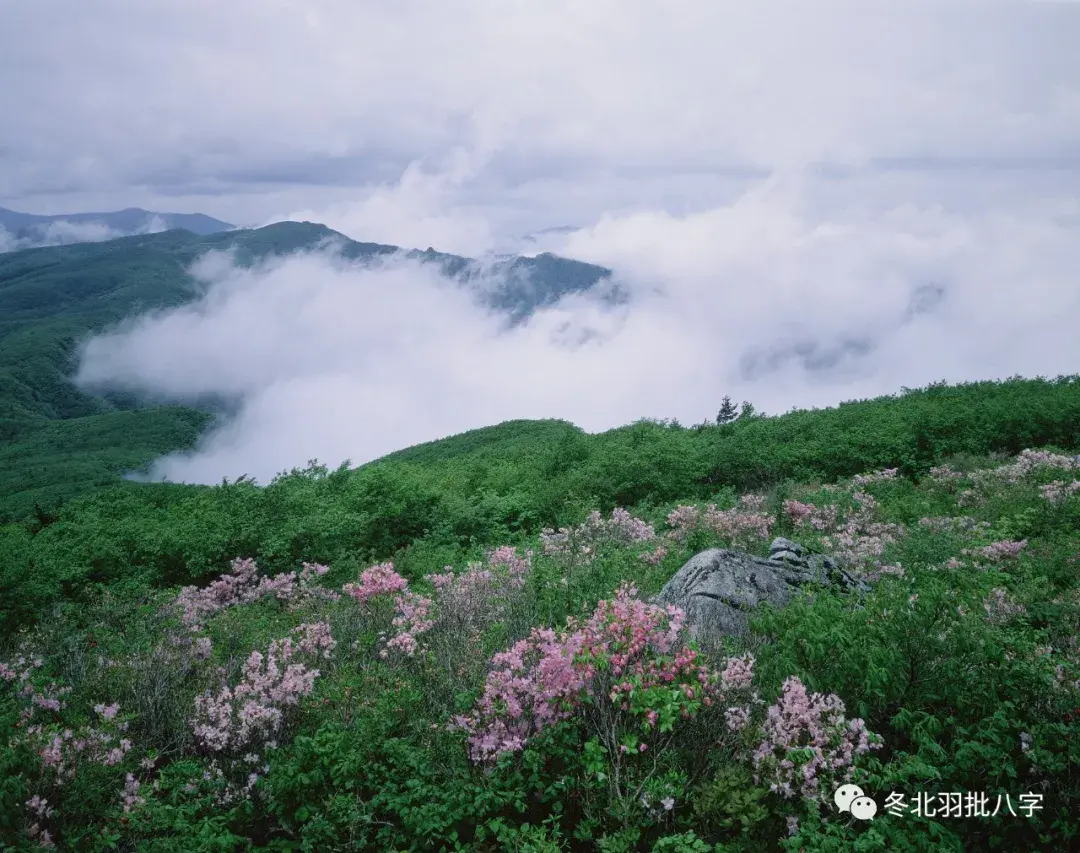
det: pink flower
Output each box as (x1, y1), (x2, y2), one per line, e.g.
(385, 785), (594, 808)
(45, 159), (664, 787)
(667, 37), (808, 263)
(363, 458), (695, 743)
(344, 563), (409, 603)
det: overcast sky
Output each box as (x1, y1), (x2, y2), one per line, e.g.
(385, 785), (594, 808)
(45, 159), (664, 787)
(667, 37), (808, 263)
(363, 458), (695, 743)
(6, 1), (1080, 481)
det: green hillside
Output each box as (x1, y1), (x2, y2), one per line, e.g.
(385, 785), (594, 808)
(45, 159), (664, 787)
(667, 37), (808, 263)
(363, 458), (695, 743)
(0, 224), (611, 520)
(0, 374), (1078, 849)
(2, 224), (1079, 851)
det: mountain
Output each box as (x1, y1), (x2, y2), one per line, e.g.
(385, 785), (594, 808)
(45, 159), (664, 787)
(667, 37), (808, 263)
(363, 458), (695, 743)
(0, 221), (613, 518)
(0, 206), (234, 252)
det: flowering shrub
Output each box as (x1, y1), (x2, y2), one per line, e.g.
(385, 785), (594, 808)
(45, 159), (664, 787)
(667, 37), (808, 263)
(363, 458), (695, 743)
(852, 468), (899, 487)
(963, 539), (1028, 563)
(917, 516), (990, 536)
(1040, 480), (1080, 505)
(984, 588), (1027, 625)
(175, 559), (336, 629)
(424, 546), (530, 633)
(540, 508), (656, 566)
(342, 562), (408, 603)
(783, 500), (839, 532)
(383, 592), (435, 658)
(0, 653), (71, 723)
(31, 702), (135, 781)
(752, 676), (881, 801)
(454, 584), (753, 764)
(663, 495), (773, 550)
(346, 547), (536, 666)
(191, 621), (335, 756)
(973, 449), (1079, 485)
(10, 700), (143, 848)
(819, 491), (904, 575)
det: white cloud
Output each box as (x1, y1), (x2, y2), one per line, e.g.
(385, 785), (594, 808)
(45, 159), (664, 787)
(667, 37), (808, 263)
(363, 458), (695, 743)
(277, 149), (497, 257)
(75, 173), (1080, 484)
(0, 215), (169, 252)
(2, 1), (1078, 232)
(4, 0), (1079, 481)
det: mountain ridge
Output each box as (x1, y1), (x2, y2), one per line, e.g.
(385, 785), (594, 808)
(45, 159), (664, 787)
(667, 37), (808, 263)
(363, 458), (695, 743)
(0, 205), (234, 241)
(0, 220), (614, 517)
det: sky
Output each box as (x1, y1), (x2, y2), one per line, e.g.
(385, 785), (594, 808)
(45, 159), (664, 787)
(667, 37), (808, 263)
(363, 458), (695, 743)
(5, 1), (1080, 482)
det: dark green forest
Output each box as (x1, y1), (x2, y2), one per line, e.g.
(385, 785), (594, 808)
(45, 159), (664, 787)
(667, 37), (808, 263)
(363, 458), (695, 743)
(1, 230), (1079, 850)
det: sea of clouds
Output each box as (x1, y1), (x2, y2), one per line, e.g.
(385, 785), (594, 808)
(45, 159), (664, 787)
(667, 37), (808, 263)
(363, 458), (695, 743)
(4, 0), (1070, 483)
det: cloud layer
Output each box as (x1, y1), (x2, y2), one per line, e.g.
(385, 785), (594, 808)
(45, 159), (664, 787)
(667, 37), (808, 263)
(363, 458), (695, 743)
(3, 1), (1079, 250)
(6, 1), (1080, 481)
(0, 215), (168, 252)
(76, 171), (1080, 484)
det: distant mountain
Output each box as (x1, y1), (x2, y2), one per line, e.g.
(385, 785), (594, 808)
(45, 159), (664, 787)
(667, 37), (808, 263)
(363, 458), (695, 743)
(0, 206), (233, 252)
(0, 220), (614, 518)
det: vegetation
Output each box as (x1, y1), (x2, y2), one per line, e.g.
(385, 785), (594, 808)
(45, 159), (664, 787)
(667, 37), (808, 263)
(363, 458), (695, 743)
(1, 373), (1079, 850)
(0, 225), (610, 520)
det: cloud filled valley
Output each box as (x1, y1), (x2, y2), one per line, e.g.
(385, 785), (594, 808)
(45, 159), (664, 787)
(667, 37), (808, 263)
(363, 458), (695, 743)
(3, 0), (1079, 484)
(6, 4), (1080, 849)
(74, 171), (1080, 484)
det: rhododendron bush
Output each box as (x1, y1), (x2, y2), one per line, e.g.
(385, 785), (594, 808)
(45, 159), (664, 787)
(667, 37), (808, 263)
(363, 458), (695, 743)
(1, 435), (1079, 850)
(451, 583), (882, 825)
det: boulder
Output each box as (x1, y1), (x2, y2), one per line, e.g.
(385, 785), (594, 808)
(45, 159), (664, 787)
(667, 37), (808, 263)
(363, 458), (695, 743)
(652, 537), (869, 644)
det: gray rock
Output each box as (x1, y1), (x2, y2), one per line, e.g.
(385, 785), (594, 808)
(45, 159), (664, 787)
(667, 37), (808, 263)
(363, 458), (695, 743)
(653, 537), (869, 644)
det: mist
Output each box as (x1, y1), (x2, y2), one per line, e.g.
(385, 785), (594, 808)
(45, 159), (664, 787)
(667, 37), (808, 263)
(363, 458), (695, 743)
(75, 169), (1080, 484)
(3, 0), (1066, 483)
(0, 215), (168, 253)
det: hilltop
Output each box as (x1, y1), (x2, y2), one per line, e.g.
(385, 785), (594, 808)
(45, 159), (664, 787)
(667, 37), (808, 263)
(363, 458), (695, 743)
(0, 206), (233, 248)
(0, 222), (612, 518)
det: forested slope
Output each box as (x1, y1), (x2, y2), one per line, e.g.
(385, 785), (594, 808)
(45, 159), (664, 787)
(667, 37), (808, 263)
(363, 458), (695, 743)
(0, 225), (611, 519)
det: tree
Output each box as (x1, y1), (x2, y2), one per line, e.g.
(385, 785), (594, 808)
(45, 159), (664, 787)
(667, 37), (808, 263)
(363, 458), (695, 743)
(716, 396), (739, 425)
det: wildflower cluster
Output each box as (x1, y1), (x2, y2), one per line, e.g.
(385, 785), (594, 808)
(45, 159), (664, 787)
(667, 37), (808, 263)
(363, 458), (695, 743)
(1040, 480), (1080, 505)
(454, 584), (753, 763)
(983, 588), (1027, 625)
(752, 676), (882, 801)
(541, 508), (656, 565)
(663, 495), (774, 550)
(819, 491), (904, 576)
(192, 620), (335, 756)
(175, 558), (336, 629)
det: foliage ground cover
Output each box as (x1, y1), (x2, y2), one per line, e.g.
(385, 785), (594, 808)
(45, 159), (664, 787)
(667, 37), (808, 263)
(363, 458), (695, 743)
(2, 421), (1079, 850)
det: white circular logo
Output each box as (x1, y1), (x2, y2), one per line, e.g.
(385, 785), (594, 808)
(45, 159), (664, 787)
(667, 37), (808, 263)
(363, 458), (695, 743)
(833, 783), (864, 813)
(850, 795), (878, 821)
(833, 785), (877, 821)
